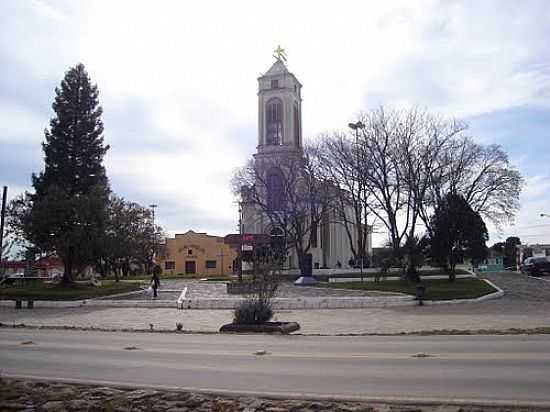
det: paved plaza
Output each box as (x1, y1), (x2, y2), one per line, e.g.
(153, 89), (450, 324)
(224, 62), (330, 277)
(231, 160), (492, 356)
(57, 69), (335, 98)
(109, 279), (401, 301)
(1, 272), (548, 335)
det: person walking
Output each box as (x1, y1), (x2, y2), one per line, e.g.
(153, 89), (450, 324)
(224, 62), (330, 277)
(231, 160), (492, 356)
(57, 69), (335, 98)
(151, 272), (160, 299)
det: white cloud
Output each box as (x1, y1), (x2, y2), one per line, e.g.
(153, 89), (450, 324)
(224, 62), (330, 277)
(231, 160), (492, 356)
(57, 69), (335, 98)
(1, 0), (550, 239)
(0, 101), (45, 142)
(30, 0), (66, 21)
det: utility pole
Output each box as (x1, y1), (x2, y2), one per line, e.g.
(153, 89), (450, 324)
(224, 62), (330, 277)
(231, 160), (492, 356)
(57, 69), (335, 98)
(0, 186), (7, 273)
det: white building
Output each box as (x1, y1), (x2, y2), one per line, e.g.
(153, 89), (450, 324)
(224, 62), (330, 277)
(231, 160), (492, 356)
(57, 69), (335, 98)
(517, 243), (550, 268)
(241, 55), (371, 271)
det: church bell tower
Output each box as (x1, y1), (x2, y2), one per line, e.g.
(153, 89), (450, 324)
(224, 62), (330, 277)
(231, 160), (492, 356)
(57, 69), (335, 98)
(256, 50), (302, 157)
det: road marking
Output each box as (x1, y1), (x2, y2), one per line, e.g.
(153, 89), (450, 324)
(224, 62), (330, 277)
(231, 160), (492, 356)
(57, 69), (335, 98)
(2, 339), (549, 361)
(528, 275), (550, 283)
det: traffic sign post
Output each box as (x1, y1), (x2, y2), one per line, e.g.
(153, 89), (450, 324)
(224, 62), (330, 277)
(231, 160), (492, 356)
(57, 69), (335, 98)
(224, 234), (273, 282)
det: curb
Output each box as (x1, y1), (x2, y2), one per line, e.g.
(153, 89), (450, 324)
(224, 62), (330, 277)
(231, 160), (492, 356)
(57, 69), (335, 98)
(5, 374), (550, 410)
(423, 278), (504, 306)
(528, 275), (550, 283)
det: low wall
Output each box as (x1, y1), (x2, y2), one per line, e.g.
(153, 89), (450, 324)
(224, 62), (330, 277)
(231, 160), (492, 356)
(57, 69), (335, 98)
(175, 295), (415, 310)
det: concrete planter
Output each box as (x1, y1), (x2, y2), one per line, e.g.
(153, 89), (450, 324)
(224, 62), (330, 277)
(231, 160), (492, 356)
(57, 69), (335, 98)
(219, 321), (300, 334)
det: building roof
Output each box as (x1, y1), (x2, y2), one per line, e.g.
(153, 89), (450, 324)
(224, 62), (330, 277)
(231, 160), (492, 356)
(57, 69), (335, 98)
(1, 256), (63, 270)
(259, 59), (302, 86)
(264, 59), (289, 76)
(170, 230), (225, 241)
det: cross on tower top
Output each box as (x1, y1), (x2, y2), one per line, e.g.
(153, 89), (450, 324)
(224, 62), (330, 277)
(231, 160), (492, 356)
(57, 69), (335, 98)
(273, 45), (287, 63)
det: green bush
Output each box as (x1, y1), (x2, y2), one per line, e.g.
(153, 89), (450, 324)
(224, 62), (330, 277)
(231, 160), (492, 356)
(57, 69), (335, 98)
(233, 300), (273, 325)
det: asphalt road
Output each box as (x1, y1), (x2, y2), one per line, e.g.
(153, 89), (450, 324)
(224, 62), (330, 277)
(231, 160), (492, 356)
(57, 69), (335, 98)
(1, 329), (550, 406)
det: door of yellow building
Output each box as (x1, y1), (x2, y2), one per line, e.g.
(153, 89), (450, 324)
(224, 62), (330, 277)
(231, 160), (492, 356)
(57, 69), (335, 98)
(185, 261), (196, 275)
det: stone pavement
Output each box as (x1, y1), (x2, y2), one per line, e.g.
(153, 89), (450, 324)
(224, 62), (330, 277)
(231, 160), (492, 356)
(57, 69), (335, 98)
(3, 379), (536, 412)
(1, 272), (548, 335)
(108, 279), (401, 301)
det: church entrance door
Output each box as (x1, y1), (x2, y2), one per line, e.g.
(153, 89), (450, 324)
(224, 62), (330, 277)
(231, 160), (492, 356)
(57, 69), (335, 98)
(185, 261), (196, 275)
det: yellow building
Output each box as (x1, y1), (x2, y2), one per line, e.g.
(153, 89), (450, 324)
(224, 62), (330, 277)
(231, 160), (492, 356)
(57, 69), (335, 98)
(158, 230), (237, 276)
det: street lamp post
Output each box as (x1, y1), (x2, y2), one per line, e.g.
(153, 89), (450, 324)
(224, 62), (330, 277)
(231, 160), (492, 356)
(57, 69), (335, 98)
(238, 201), (243, 282)
(348, 121), (365, 282)
(149, 204), (158, 225)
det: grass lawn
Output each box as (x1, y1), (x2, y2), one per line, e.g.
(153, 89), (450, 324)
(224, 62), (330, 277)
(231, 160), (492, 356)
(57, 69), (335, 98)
(314, 268), (470, 281)
(318, 277), (497, 300)
(0, 280), (144, 301)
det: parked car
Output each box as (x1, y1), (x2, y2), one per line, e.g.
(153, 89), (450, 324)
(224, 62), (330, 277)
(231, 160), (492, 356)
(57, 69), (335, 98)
(520, 257), (550, 276)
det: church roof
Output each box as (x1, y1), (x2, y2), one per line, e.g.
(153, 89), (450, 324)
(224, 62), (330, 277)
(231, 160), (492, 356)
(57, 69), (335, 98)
(264, 59), (289, 76)
(259, 59), (302, 87)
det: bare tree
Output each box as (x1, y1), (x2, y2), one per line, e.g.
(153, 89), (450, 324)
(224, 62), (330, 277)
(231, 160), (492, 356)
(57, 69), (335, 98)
(320, 106), (521, 279)
(423, 136), (522, 230)
(356, 108), (411, 253)
(317, 132), (373, 273)
(232, 145), (333, 276)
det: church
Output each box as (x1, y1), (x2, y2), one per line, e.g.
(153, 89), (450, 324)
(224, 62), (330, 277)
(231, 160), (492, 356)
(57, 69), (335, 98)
(240, 51), (372, 272)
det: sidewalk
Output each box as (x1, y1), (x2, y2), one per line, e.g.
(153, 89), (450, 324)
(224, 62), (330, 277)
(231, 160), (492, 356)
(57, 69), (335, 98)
(2, 298), (549, 335)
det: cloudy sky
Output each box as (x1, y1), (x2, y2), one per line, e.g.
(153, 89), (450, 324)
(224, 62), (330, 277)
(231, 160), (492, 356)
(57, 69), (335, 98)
(1, 0), (550, 246)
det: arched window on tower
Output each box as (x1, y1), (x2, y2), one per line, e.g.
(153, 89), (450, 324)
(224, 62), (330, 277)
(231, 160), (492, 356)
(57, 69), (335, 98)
(266, 167), (285, 211)
(266, 98), (283, 145)
(293, 102), (300, 148)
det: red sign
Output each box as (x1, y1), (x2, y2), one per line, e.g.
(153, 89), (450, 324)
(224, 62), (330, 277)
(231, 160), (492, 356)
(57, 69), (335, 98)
(224, 233), (271, 245)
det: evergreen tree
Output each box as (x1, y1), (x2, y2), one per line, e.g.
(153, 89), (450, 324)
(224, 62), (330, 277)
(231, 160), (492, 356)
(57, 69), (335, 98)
(27, 63), (110, 284)
(430, 193), (488, 281)
(504, 236), (521, 268)
(33, 63), (109, 196)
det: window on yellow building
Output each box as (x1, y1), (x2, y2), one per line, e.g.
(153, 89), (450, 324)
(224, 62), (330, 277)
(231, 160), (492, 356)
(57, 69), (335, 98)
(206, 260), (217, 269)
(165, 261), (175, 270)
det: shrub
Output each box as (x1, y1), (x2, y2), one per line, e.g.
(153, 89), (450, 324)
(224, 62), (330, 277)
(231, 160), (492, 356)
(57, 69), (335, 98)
(233, 300), (273, 325)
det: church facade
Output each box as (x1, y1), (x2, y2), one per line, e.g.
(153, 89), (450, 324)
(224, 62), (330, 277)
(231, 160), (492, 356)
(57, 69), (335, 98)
(240, 55), (371, 271)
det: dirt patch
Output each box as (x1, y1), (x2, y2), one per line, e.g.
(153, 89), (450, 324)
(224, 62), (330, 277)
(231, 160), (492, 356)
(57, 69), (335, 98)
(0, 378), (546, 411)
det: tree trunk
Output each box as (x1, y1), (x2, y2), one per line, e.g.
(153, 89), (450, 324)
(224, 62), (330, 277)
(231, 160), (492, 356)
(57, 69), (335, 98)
(297, 250), (311, 277)
(122, 258), (129, 277)
(297, 253), (305, 277)
(406, 263), (420, 282)
(448, 263), (456, 282)
(61, 248), (74, 286)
